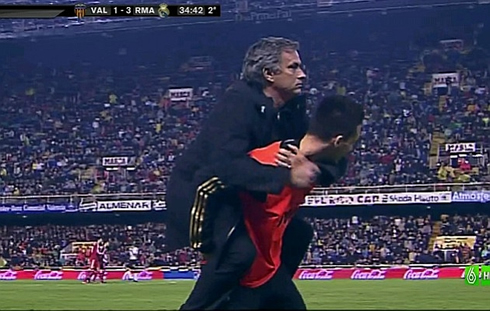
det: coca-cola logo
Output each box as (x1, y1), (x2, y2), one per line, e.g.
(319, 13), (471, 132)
(298, 269), (334, 280)
(122, 270), (153, 281)
(77, 271), (87, 281)
(34, 270), (63, 280)
(122, 271), (133, 281)
(403, 269), (439, 280)
(137, 271), (153, 280)
(350, 269), (386, 280)
(0, 270), (17, 281)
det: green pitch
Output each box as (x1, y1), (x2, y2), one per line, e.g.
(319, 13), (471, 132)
(0, 280), (486, 310)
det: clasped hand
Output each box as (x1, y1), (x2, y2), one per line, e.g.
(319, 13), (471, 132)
(275, 145), (320, 188)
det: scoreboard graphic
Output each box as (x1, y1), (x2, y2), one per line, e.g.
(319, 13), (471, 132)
(0, 3), (221, 19)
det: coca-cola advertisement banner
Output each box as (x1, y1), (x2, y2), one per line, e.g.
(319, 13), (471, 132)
(0, 269), (164, 281)
(0, 267), (467, 281)
(294, 267), (465, 280)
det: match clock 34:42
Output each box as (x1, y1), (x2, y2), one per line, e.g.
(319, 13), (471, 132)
(176, 5), (220, 17)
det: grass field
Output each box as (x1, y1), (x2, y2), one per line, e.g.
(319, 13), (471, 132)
(0, 279), (486, 310)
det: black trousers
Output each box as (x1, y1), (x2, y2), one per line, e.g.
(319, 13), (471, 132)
(226, 265), (306, 310)
(180, 224), (255, 310)
(180, 216), (313, 310)
(165, 171), (196, 253)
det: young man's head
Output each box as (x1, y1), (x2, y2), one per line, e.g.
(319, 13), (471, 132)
(300, 95), (364, 163)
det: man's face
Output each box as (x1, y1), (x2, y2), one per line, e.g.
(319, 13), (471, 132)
(268, 50), (306, 99)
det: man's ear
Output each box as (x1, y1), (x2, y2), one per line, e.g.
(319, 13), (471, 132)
(333, 135), (344, 146)
(263, 68), (274, 83)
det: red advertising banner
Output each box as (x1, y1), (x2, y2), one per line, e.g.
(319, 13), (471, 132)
(0, 269), (164, 281)
(294, 267), (465, 280)
(0, 267), (466, 281)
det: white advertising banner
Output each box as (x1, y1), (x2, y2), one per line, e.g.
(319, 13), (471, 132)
(102, 157), (130, 167)
(432, 73), (460, 88)
(79, 200), (153, 212)
(445, 142), (476, 153)
(439, 39), (464, 51)
(168, 88), (193, 101)
(302, 192), (452, 207)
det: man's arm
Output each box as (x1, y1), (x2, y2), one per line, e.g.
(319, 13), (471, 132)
(203, 88), (291, 194)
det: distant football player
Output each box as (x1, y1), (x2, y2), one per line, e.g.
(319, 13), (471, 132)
(83, 238), (106, 284)
(124, 244), (140, 282)
(99, 242), (109, 283)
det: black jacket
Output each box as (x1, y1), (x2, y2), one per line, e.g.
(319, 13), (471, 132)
(167, 80), (307, 252)
(173, 80), (308, 192)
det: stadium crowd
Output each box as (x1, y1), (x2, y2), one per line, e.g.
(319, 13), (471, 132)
(0, 214), (488, 268)
(1, 26), (489, 196)
(306, 215), (433, 265)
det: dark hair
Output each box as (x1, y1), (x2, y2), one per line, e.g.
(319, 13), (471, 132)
(241, 37), (300, 87)
(308, 95), (364, 142)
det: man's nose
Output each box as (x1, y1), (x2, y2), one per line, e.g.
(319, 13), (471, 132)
(297, 69), (306, 80)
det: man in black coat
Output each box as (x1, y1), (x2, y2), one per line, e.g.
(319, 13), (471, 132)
(165, 37), (336, 310)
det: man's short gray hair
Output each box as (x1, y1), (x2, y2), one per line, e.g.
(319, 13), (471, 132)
(241, 37), (300, 87)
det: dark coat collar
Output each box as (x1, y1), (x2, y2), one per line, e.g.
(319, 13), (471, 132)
(229, 80), (306, 114)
